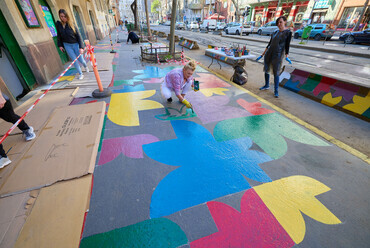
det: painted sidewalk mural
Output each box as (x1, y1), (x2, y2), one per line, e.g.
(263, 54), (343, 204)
(79, 61), (369, 248)
(280, 69), (370, 119)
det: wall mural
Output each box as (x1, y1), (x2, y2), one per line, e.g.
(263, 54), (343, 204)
(280, 68), (370, 119)
(80, 65), (345, 247)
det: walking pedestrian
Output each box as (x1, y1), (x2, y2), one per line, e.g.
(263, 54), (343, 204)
(56, 9), (89, 80)
(161, 61), (196, 109)
(0, 90), (36, 169)
(126, 31), (140, 44)
(258, 16), (292, 98)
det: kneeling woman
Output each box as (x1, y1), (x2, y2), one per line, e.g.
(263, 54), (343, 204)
(161, 61), (196, 108)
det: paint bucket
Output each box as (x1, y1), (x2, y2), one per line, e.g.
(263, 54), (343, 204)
(194, 80), (200, 91)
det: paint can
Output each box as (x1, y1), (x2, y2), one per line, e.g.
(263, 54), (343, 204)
(194, 80), (200, 91)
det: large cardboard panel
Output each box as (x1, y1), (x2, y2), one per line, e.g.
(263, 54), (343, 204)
(0, 88), (75, 135)
(0, 102), (105, 197)
(14, 175), (92, 248)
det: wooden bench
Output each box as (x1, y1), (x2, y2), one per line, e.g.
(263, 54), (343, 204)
(158, 31), (167, 38)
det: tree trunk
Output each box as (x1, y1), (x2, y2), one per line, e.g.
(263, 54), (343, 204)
(169, 0), (178, 54)
(130, 0), (138, 30)
(231, 0), (239, 22)
(144, 0), (152, 38)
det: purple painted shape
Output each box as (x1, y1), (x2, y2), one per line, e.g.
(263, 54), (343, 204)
(98, 134), (160, 165)
(190, 189), (295, 248)
(187, 94), (251, 124)
(331, 82), (360, 102)
(143, 78), (164, 84)
(290, 74), (308, 87)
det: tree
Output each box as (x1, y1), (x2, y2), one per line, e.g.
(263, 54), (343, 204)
(151, 0), (161, 13)
(130, 0), (138, 30)
(144, 0), (152, 38)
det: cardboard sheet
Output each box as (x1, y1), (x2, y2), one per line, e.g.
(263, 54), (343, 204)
(0, 134), (35, 186)
(0, 192), (30, 247)
(14, 175), (92, 248)
(0, 88), (75, 135)
(0, 101), (105, 197)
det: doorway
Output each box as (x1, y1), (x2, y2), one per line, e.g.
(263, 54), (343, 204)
(0, 10), (35, 99)
(73, 6), (87, 41)
(89, 10), (99, 40)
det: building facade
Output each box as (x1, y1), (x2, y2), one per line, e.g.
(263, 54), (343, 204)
(0, 0), (115, 102)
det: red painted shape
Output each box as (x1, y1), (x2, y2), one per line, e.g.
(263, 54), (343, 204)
(237, 99), (275, 115)
(108, 73), (115, 87)
(312, 76), (337, 96)
(190, 189), (295, 248)
(86, 100), (98, 104)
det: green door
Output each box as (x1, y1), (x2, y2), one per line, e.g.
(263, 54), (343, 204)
(0, 10), (35, 90)
(38, 0), (69, 64)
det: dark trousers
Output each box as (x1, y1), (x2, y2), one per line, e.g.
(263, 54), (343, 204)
(0, 100), (29, 158)
(130, 38), (140, 44)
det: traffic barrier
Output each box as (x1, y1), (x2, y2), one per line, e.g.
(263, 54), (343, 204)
(280, 68), (370, 121)
(109, 32), (116, 53)
(85, 40), (112, 98)
(158, 31), (167, 38)
(0, 48), (88, 145)
(178, 37), (199, 50)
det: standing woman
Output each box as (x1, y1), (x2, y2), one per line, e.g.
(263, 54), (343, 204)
(56, 9), (88, 80)
(259, 16), (292, 98)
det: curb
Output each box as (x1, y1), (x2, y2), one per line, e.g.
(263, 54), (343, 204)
(221, 34), (370, 59)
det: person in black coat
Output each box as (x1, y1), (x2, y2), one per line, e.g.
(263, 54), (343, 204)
(258, 16), (292, 98)
(56, 9), (89, 80)
(127, 31), (140, 44)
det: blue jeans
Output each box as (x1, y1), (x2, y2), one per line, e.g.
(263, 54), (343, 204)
(264, 73), (279, 95)
(63, 42), (87, 75)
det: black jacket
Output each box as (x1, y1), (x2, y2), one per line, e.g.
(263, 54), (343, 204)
(56, 21), (83, 49)
(127, 32), (139, 43)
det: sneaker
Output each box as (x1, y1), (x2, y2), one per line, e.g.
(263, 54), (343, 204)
(274, 92), (279, 98)
(0, 156), (11, 169)
(167, 97), (172, 103)
(23, 126), (36, 141)
(78, 74), (84, 80)
(259, 85), (270, 90)
(85, 67), (90, 73)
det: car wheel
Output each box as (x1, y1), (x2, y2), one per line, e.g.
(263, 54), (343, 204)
(236, 30), (240, 35)
(294, 33), (299, 39)
(226, 29), (228, 34)
(314, 34), (321, 41)
(345, 35), (354, 44)
(257, 30), (262, 35)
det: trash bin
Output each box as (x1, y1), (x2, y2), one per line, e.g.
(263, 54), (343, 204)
(302, 26), (313, 39)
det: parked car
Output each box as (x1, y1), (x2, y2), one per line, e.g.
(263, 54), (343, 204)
(163, 21), (171, 26)
(216, 22), (226, 31)
(176, 22), (185, 30)
(339, 29), (370, 44)
(225, 22), (250, 35)
(294, 23), (334, 41)
(187, 21), (199, 29)
(244, 21), (257, 33)
(200, 19), (217, 31)
(257, 21), (278, 35)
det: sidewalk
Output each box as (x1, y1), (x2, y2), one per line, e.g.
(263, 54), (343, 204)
(0, 30), (369, 247)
